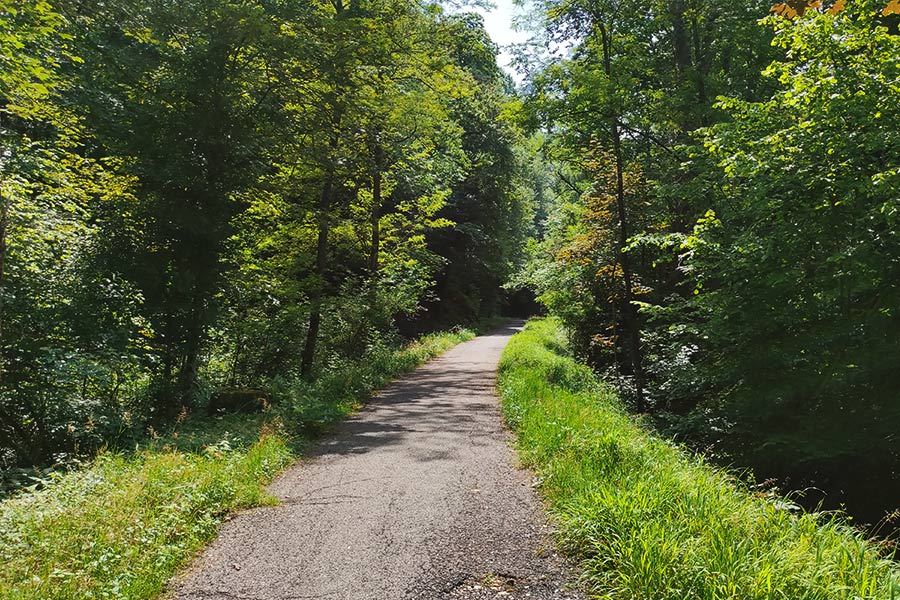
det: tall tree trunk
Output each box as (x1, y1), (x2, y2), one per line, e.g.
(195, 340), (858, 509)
(369, 143), (383, 274)
(300, 92), (346, 379)
(300, 173), (333, 379)
(177, 332), (202, 405)
(0, 188), (7, 381)
(671, 0), (691, 77)
(599, 21), (646, 411)
(611, 121), (646, 411)
(174, 268), (211, 405)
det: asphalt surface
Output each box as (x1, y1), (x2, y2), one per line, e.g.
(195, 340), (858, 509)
(174, 323), (583, 600)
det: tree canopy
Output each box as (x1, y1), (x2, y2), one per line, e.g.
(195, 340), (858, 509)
(0, 0), (532, 471)
(520, 0), (900, 526)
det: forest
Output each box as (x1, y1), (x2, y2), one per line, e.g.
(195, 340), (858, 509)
(1, 0), (532, 477)
(1, 0), (899, 596)
(518, 0), (900, 531)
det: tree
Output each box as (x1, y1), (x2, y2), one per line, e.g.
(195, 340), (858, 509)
(68, 0), (302, 413)
(676, 0), (900, 511)
(0, 0), (533, 474)
(423, 13), (533, 327)
(523, 0), (773, 407)
(0, 1), (137, 463)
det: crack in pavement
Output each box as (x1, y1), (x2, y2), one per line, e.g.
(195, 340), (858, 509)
(173, 322), (583, 600)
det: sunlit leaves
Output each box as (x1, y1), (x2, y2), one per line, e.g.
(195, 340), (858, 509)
(829, 0), (847, 14)
(771, 0), (822, 18)
(0, 0), (529, 474)
(770, 0), (900, 17)
(691, 1), (900, 485)
(770, 0), (856, 17)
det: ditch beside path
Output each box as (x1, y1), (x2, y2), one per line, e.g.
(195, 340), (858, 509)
(174, 322), (583, 600)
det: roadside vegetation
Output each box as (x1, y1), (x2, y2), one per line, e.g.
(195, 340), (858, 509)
(499, 319), (900, 599)
(517, 0), (900, 526)
(0, 327), (473, 600)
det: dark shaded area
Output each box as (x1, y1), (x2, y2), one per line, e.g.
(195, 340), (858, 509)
(744, 455), (900, 541)
(501, 288), (544, 320)
(655, 407), (900, 541)
(207, 388), (269, 416)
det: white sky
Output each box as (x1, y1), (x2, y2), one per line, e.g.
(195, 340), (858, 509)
(470, 0), (530, 79)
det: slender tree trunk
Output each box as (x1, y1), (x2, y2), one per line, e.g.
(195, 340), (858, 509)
(599, 21), (646, 411)
(178, 335), (202, 405)
(154, 324), (181, 422)
(671, 0), (691, 77)
(300, 174), (333, 379)
(229, 338), (244, 387)
(300, 93), (346, 379)
(0, 188), (7, 381)
(369, 144), (383, 274)
(611, 123), (646, 411)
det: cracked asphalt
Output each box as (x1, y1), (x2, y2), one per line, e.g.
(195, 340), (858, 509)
(173, 322), (583, 600)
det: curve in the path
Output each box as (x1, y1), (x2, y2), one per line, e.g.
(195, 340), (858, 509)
(174, 322), (582, 600)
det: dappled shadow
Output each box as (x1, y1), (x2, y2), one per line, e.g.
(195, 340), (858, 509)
(173, 320), (588, 600)
(306, 325), (523, 462)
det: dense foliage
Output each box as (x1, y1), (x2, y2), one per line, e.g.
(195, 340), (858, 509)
(4, 0), (899, 577)
(520, 0), (900, 525)
(0, 0), (531, 478)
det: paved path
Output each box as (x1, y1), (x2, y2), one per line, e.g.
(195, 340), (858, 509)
(174, 323), (582, 600)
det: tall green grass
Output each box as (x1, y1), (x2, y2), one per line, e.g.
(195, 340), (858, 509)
(0, 326), (475, 600)
(0, 434), (292, 600)
(498, 318), (900, 600)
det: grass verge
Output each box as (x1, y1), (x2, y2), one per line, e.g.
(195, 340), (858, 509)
(0, 326), (476, 600)
(498, 318), (900, 599)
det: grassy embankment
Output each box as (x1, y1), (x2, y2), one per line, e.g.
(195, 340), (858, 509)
(0, 327), (476, 600)
(498, 318), (899, 599)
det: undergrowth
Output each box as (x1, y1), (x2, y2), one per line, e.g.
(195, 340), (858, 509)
(272, 326), (479, 436)
(0, 326), (476, 600)
(498, 318), (900, 600)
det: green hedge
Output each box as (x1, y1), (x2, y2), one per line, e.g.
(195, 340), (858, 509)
(498, 318), (899, 600)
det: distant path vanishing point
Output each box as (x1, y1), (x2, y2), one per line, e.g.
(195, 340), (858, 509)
(174, 322), (583, 600)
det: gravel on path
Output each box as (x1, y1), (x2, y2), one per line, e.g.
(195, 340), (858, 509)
(174, 322), (583, 600)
